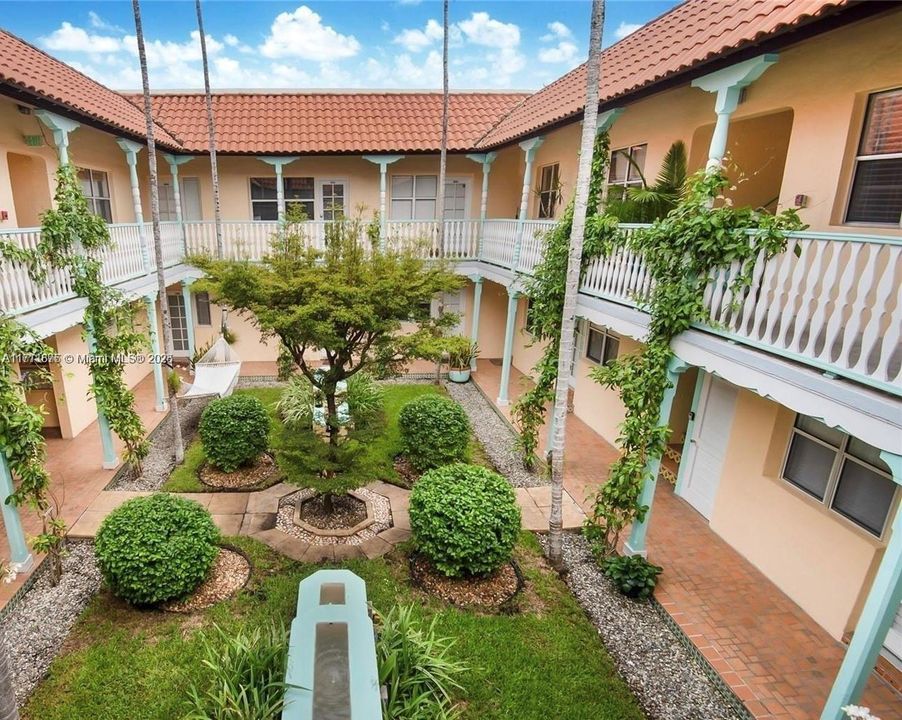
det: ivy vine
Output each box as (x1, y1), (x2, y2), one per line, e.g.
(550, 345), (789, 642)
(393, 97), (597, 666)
(585, 169), (804, 556)
(512, 131), (618, 465)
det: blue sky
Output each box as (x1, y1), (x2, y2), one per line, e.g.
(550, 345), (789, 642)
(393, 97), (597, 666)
(0, 1), (679, 90)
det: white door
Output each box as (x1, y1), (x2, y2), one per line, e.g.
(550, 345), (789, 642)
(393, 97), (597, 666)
(443, 179), (468, 219)
(317, 179), (347, 221)
(434, 290), (464, 334)
(679, 374), (738, 519)
(166, 293), (191, 357)
(885, 603), (902, 667)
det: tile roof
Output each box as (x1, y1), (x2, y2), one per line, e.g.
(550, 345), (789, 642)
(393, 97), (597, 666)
(129, 92), (530, 154)
(0, 29), (181, 149)
(475, 0), (852, 148)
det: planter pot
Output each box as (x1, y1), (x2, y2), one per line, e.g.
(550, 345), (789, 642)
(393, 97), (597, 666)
(448, 369), (471, 383)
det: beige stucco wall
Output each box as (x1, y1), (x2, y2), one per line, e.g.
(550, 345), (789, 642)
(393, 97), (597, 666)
(511, 295), (547, 378)
(472, 279), (508, 359)
(708, 388), (886, 639)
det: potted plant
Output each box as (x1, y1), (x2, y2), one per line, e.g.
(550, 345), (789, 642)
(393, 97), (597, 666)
(446, 337), (478, 383)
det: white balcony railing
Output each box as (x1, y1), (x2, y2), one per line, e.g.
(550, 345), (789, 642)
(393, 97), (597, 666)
(1, 218), (898, 393)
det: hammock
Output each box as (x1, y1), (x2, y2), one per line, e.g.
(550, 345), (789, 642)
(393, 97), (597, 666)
(182, 337), (242, 398)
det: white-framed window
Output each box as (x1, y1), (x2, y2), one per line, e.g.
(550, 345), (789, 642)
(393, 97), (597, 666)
(77, 168), (112, 222)
(585, 326), (619, 366)
(390, 175), (437, 220)
(537, 163), (561, 218)
(782, 415), (897, 537)
(845, 88), (902, 225)
(250, 177), (315, 220)
(608, 144), (647, 191)
(194, 291), (212, 326)
(318, 179), (347, 221)
(443, 178), (469, 219)
(158, 177), (202, 222)
(166, 292), (190, 354)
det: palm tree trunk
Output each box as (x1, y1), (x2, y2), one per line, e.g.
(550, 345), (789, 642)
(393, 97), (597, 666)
(195, 0), (227, 335)
(132, 0), (185, 464)
(0, 631), (19, 720)
(433, 0), (450, 384)
(547, 0), (606, 568)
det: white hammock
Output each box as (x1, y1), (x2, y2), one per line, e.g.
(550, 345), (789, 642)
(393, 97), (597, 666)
(182, 337), (242, 398)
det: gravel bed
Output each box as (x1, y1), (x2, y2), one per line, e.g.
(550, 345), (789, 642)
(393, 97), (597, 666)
(1, 541), (101, 706)
(445, 380), (547, 488)
(109, 396), (210, 491)
(543, 533), (744, 720)
(276, 487), (391, 545)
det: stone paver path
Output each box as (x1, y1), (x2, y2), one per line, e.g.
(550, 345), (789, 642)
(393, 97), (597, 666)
(69, 480), (585, 561)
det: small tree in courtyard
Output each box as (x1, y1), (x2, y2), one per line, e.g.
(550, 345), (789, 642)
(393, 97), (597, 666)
(193, 210), (462, 508)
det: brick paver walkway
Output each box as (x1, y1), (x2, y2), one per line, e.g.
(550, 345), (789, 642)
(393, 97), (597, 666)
(471, 359), (901, 719)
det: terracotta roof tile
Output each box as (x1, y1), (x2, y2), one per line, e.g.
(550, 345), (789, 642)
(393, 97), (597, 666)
(475, 0), (853, 148)
(0, 29), (181, 149)
(131, 92), (529, 154)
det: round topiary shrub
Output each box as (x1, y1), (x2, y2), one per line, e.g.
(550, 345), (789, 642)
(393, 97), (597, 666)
(410, 463), (521, 578)
(398, 394), (470, 471)
(95, 493), (221, 605)
(199, 393), (270, 472)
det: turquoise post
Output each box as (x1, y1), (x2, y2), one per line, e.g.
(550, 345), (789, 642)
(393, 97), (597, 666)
(496, 288), (519, 406)
(512, 137), (544, 271)
(144, 293), (167, 412)
(181, 279), (196, 359)
(85, 325), (119, 469)
(469, 275), (483, 372)
(821, 451), (902, 719)
(624, 356), (689, 557)
(0, 451), (33, 570)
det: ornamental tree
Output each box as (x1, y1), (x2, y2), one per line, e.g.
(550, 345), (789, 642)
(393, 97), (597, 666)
(192, 209), (462, 459)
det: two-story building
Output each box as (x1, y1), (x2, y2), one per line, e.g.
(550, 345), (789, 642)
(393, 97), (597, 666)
(0, 1), (900, 717)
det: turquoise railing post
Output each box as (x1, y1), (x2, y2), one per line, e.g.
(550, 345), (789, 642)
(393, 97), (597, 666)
(469, 274), (484, 372)
(497, 287), (520, 406)
(624, 355), (690, 557)
(143, 291), (167, 412)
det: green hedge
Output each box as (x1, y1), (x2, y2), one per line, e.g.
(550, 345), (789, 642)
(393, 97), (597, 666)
(199, 394), (270, 472)
(410, 463), (521, 577)
(398, 394), (470, 471)
(95, 493), (220, 605)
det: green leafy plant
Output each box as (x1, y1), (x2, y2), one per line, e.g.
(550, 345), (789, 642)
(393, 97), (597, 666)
(605, 140), (688, 223)
(398, 394), (470, 472)
(410, 463), (521, 578)
(275, 375), (314, 429)
(586, 168), (804, 556)
(199, 394), (270, 472)
(512, 132), (619, 466)
(95, 493), (220, 605)
(443, 337), (478, 370)
(345, 372), (384, 420)
(276, 342), (296, 381)
(377, 605), (465, 720)
(167, 369), (182, 395)
(221, 327), (238, 345)
(600, 554), (662, 600)
(184, 623), (289, 720)
(191, 338), (214, 371)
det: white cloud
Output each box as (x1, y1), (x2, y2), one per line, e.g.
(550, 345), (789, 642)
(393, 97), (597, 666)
(458, 12), (519, 49)
(259, 6), (360, 61)
(538, 41), (578, 64)
(396, 0), (422, 5)
(541, 21), (572, 42)
(41, 22), (124, 53)
(393, 19), (444, 53)
(223, 34), (240, 47)
(88, 11), (125, 34)
(614, 22), (643, 40)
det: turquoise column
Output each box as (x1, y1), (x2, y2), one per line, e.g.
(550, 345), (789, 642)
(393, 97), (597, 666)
(144, 292), (167, 412)
(363, 155), (405, 249)
(0, 451), (33, 572)
(181, 279), (196, 359)
(469, 275), (483, 372)
(496, 287), (519, 406)
(465, 152), (497, 259)
(258, 156), (300, 219)
(624, 355), (689, 557)
(821, 451), (902, 720)
(85, 325), (119, 469)
(512, 137), (544, 271)
(116, 138), (151, 273)
(163, 154), (194, 255)
(35, 110), (80, 165)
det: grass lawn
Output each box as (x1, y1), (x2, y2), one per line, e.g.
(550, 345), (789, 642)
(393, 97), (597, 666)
(24, 534), (645, 720)
(165, 383), (487, 493)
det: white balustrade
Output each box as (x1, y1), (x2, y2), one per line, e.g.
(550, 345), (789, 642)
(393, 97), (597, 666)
(2, 218), (899, 391)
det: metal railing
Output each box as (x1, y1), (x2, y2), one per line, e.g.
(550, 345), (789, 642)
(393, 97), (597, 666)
(2, 218), (899, 392)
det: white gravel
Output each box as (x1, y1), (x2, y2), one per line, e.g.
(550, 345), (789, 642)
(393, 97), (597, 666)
(543, 533), (746, 720)
(1, 541), (101, 706)
(275, 487), (392, 546)
(109, 396), (210, 491)
(445, 380), (548, 488)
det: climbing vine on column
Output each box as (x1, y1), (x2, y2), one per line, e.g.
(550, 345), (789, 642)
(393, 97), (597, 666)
(512, 131), (619, 466)
(586, 169), (804, 557)
(38, 165), (149, 470)
(0, 317), (66, 583)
